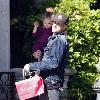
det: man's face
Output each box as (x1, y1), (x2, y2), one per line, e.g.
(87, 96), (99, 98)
(52, 23), (65, 33)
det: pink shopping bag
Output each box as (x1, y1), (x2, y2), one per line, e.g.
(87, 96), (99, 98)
(15, 75), (44, 100)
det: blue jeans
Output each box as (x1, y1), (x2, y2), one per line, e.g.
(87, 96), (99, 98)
(39, 89), (59, 100)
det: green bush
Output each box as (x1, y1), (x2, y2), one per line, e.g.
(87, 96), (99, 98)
(55, 0), (100, 99)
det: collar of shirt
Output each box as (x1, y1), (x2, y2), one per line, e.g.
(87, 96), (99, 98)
(49, 32), (65, 40)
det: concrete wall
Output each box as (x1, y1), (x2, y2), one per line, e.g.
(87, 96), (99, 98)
(0, 0), (10, 69)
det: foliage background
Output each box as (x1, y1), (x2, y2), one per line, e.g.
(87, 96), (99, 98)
(10, 0), (100, 99)
(55, 0), (100, 99)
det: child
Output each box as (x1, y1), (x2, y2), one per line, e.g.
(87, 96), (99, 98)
(32, 8), (54, 61)
(24, 13), (69, 100)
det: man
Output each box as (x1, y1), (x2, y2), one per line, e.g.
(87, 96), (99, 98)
(24, 13), (69, 100)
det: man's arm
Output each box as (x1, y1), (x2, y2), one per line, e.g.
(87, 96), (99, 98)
(30, 39), (65, 71)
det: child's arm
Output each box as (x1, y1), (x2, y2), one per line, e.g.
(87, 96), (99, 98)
(32, 21), (39, 36)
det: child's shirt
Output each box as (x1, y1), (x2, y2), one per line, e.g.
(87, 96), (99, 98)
(32, 26), (53, 53)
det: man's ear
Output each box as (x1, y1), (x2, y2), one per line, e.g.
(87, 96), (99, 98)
(63, 24), (67, 30)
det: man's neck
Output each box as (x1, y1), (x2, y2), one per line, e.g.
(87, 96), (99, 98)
(53, 31), (64, 35)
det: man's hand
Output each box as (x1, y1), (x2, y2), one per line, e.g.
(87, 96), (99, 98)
(33, 50), (42, 61)
(24, 64), (30, 76)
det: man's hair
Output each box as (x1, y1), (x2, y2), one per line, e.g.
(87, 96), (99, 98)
(51, 13), (69, 26)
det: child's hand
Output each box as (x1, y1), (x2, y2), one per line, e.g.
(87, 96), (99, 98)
(32, 21), (39, 33)
(33, 50), (42, 61)
(34, 21), (39, 28)
(46, 7), (54, 13)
